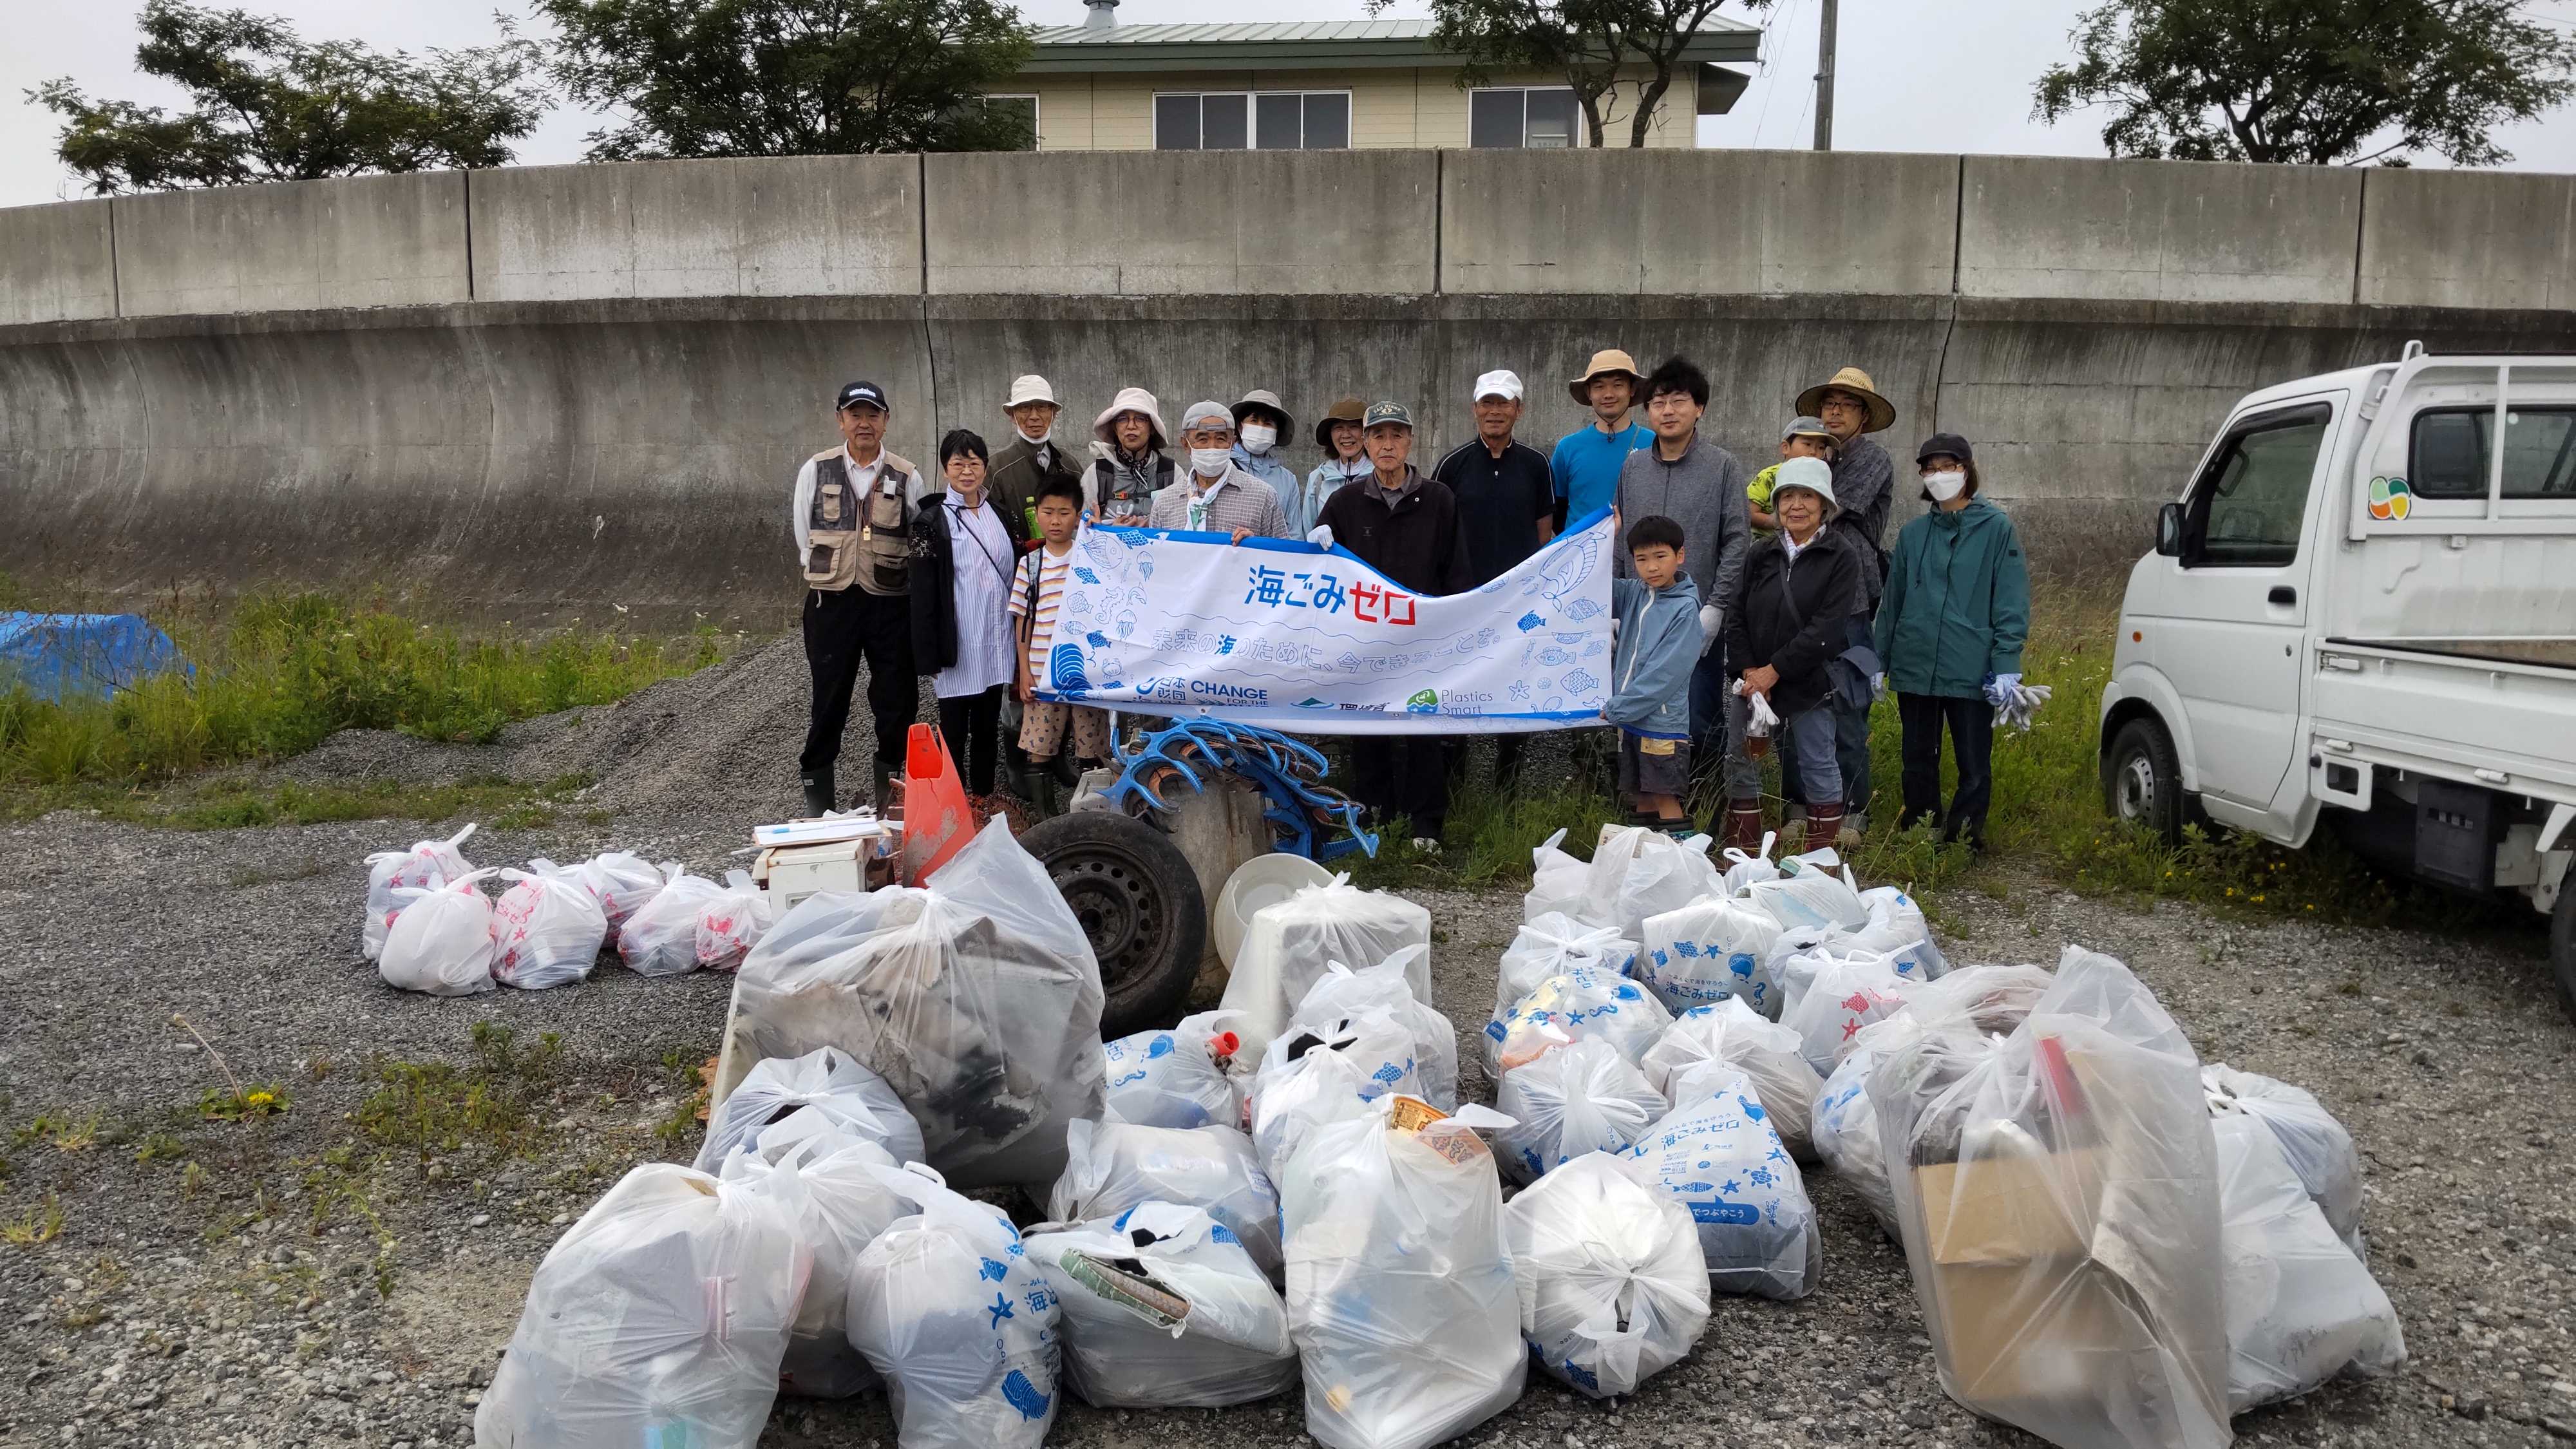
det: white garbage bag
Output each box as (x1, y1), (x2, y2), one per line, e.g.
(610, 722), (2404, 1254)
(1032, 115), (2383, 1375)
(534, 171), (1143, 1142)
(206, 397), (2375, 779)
(618, 869), (726, 978)
(1810, 1043), (1898, 1232)
(2203, 1063), (2364, 1255)
(1638, 895), (1785, 1015)
(693, 1046), (926, 1175)
(1023, 1200), (1298, 1408)
(1221, 875), (1432, 1059)
(571, 849), (670, 926)
(1717, 831), (1781, 895)
(1494, 913), (1639, 1037)
(489, 860), (609, 990)
(1488, 967), (1674, 1075)
(1582, 826), (1723, 946)
(1522, 828), (1592, 923)
(1293, 948), (1459, 1109)
(361, 822), (477, 961)
(846, 1160), (1061, 1449)
(1277, 1097), (1526, 1449)
(1848, 886), (1949, 980)
(2212, 1112), (2404, 1412)
(1505, 1151), (1710, 1398)
(716, 1126), (907, 1398)
(1624, 1063), (1822, 1300)
(1046, 1119), (1283, 1278)
(475, 1163), (804, 1449)
(1494, 1036), (1667, 1184)
(1642, 998), (1823, 1161)
(379, 869), (500, 996)
(1743, 860), (1868, 933)
(1778, 952), (1923, 1077)
(696, 869), (775, 972)
(1247, 1035), (1383, 1179)
(722, 818), (1107, 1189)
(1103, 1011), (1243, 1130)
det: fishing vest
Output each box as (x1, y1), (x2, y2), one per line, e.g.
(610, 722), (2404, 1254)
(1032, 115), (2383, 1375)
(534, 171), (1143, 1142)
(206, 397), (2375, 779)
(804, 451), (914, 596)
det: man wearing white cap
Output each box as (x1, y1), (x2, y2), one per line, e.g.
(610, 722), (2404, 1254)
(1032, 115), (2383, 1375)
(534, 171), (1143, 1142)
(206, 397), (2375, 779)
(1432, 368), (1558, 788)
(1147, 400), (1291, 540)
(988, 374), (1081, 534)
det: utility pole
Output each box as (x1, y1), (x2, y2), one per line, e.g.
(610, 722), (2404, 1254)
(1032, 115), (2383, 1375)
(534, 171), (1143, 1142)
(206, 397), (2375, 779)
(1813, 0), (1837, 150)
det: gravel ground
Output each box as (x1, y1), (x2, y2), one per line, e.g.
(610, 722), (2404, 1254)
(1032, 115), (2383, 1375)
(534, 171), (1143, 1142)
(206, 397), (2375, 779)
(4, 684), (2573, 1449)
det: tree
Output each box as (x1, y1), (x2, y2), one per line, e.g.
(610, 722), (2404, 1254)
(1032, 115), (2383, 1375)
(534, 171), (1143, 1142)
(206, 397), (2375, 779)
(30, 0), (547, 194)
(535, 0), (1036, 159)
(2034, 0), (2576, 166)
(1405, 0), (1768, 148)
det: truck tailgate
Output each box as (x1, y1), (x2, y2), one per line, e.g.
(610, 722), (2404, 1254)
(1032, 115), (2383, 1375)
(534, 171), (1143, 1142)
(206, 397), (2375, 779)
(2310, 640), (2576, 800)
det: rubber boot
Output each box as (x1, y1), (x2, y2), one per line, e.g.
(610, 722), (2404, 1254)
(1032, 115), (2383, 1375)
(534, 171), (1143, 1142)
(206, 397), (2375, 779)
(1806, 802), (1846, 853)
(1001, 739), (1037, 805)
(800, 768), (835, 819)
(1719, 799), (1766, 855)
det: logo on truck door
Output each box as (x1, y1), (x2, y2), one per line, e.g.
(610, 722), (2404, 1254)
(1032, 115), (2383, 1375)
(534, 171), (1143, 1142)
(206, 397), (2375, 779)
(2367, 475), (2413, 520)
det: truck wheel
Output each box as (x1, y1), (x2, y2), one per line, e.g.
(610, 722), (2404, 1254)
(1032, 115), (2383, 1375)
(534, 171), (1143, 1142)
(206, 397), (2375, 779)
(2104, 717), (2184, 848)
(1021, 811), (1208, 1039)
(2552, 867), (2576, 1022)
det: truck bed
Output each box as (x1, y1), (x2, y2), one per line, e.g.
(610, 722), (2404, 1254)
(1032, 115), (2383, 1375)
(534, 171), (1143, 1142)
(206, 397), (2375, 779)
(2311, 638), (2576, 802)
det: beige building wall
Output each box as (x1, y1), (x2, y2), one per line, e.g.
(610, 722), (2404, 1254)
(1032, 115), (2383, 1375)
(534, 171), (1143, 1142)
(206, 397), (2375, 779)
(1011, 64), (1697, 150)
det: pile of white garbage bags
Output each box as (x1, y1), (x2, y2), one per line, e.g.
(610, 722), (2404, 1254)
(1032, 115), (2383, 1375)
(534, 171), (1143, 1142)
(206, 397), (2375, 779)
(719, 819), (1106, 1189)
(693, 1047), (926, 1175)
(1221, 875), (1432, 1057)
(1101, 1011), (1242, 1129)
(363, 824), (477, 960)
(1641, 998), (1821, 1161)
(1505, 1152), (1710, 1398)
(620, 868), (773, 978)
(1494, 1037), (1666, 1184)
(1047, 1119), (1283, 1278)
(1624, 1062), (1822, 1300)
(717, 1119), (907, 1398)
(1025, 1200), (1297, 1408)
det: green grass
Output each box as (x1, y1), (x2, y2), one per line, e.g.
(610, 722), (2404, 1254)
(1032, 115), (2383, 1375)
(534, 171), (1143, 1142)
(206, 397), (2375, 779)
(4, 772), (595, 829)
(354, 1022), (564, 1160)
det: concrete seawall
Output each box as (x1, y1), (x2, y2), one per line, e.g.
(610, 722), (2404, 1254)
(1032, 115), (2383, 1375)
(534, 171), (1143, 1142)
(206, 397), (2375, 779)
(5, 150), (2573, 624)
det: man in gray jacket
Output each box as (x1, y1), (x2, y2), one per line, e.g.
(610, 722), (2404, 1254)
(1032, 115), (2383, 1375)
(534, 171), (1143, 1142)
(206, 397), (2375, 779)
(1616, 355), (1748, 760)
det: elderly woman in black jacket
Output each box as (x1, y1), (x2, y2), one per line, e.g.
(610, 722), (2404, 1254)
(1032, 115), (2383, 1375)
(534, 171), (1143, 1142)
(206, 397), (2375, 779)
(911, 429), (1029, 804)
(1719, 457), (1866, 853)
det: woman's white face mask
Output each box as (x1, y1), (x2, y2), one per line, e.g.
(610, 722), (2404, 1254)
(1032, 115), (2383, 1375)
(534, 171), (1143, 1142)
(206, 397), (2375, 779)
(1240, 422), (1278, 455)
(1923, 469), (1967, 502)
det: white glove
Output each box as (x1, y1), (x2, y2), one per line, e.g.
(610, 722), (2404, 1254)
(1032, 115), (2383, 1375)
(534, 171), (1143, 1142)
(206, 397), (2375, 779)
(1871, 672), (1887, 703)
(1306, 525), (1334, 549)
(1698, 604), (1721, 639)
(1982, 672), (2022, 706)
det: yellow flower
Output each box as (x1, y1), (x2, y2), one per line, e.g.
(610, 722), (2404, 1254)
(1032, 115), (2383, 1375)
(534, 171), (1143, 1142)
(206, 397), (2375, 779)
(2305, 904), (2316, 911)
(2251, 895), (2265, 904)
(2224, 888), (2235, 897)
(245, 1091), (276, 1108)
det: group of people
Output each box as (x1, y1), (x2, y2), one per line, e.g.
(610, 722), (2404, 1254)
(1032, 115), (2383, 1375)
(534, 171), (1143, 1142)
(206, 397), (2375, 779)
(790, 350), (2030, 857)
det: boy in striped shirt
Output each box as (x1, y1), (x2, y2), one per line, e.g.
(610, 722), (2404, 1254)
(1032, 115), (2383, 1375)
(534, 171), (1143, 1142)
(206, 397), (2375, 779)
(1012, 475), (1112, 795)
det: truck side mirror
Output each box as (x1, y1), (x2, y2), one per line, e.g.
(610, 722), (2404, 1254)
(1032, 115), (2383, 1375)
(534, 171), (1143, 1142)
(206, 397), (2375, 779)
(2155, 502), (2186, 558)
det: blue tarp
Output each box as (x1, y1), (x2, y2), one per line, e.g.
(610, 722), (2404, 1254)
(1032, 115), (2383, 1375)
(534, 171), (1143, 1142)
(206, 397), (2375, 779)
(0, 613), (190, 703)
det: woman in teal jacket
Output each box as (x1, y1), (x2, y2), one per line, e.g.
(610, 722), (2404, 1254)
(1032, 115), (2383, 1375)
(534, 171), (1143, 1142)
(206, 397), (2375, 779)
(1873, 432), (2030, 849)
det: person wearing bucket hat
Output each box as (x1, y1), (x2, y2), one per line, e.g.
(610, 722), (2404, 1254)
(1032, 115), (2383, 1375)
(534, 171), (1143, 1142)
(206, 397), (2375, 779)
(1088, 386), (1175, 526)
(1782, 364), (1900, 839)
(1874, 432), (2029, 851)
(1718, 455), (1869, 853)
(1227, 388), (1301, 518)
(791, 378), (929, 817)
(1294, 395), (1371, 536)
(1549, 348), (1653, 527)
(989, 374), (1083, 535)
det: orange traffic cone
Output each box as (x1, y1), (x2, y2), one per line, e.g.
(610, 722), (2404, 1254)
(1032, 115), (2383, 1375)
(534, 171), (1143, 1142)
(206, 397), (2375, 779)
(900, 723), (975, 884)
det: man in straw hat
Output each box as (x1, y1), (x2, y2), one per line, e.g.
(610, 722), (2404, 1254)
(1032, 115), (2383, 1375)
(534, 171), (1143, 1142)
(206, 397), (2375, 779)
(1786, 364), (1901, 838)
(988, 374), (1083, 534)
(1719, 455), (1869, 851)
(1550, 348), (1653, 527)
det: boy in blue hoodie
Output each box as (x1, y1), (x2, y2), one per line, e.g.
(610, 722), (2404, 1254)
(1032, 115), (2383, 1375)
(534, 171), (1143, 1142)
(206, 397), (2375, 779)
(1605, 515), (1709, 836)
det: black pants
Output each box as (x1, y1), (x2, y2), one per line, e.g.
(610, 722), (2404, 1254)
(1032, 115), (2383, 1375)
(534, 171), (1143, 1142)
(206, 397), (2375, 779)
(1351, 735), (1448, 839)
(1897, 691), (1995, 846)
(801, 587), (915, 790)
(936, 685), (1005, 796)
(1440, 734), (1524, 786)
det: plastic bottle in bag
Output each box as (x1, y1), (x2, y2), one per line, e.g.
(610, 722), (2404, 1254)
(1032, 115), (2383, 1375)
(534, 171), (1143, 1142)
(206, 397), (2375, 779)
(489, 860), (609, 990)
(1641, 998), (1823, 1161)
(1506, 1151), (1710, 1398)
(695, 868), (775, 972)
(361, 822), (476, 960)
(1220, 875), (1432, 1059)
(716, 1122), (908, 1399)
(618, 869), (726, 978)
(1047, 1119), (1283, 1279)
(1623, 1062), (1822, 1300)
(1023, 1200), (1298, 1408)
(694, 1046), (927, 1175)
(1487, 967), (1673, 1076)
(1292, 948), (1458, 1110)
(1638, 895), (1785, 1016)
(378, 869), (500, 997)
(1494, 1036), (1667, 1184)
(1101, 1010), (1243, 1130)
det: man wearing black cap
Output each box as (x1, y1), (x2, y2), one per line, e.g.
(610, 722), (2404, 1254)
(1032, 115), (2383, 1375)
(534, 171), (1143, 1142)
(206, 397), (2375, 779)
(792, 381), (927, 815)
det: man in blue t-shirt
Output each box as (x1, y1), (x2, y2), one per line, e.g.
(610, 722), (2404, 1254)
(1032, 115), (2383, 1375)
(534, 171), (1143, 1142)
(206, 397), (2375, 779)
(1549, 348), (1652, 526)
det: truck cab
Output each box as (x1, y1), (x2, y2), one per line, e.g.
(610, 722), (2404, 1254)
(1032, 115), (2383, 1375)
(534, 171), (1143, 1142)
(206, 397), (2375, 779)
(2099, 345), (2576, 1006)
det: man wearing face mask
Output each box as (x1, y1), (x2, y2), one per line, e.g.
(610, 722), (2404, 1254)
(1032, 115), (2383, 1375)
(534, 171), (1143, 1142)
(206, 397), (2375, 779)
(1229, 389), (1300, 513)
(987, 374), (1082, 536)
(1147, 400), (1291, 540)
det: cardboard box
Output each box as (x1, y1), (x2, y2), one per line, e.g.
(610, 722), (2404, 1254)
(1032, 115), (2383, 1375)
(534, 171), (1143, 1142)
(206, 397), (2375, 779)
(1910, 1146), (2098, 1265)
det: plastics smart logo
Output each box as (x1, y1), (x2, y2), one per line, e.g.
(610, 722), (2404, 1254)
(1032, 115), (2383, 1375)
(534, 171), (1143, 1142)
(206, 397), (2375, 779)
(2367, 475), (2412, 521)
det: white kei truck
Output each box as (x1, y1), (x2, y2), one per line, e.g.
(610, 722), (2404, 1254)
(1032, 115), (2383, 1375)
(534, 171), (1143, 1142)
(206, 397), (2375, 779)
(2099, 345), (2576, 1009)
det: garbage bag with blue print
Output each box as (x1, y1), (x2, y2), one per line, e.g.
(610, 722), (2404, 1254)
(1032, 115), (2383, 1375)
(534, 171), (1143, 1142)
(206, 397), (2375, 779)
(1638, 895), (1783, 1016)
(1023, 1200), (1298, 1408)
(1278, 1097), (1526, 1449)
(1848, 886), (1948, 980)
(2211, 1112), (2404, 1413)
(694, 1047), (926, 1175)
(1488, 967), (1673, 1077)
(845, 1160), (1061, 1449)
(1622, 1061), (1822, 1300)
(1494, 913), (1639, 1042)
(1582, 826), (1723, 946)
(1741, 858), (1868, 934)
(1640, 997), (1821, 1162)
(475, 1163), (806, 1449)
(1294, 948), (1458, 1109)
(1047, 1119), (1283, 1279)
(1777, 952), (1926, 1077)
(2202, 1063), (2365, 1257)
(1493, 1036), (1667, 1184)
(1101, 1010), (1244, 1130)
(715, 1116), (909, 1398)
(1505, 1151), (1709, 1399)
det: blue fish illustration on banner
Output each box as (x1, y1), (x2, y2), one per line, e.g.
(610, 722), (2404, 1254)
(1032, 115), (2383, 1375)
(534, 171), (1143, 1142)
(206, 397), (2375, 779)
(1040, 509), (1615, 734)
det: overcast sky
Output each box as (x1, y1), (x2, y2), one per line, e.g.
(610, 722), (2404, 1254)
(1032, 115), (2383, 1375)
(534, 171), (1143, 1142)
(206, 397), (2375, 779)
(8, 0), (2576, 209)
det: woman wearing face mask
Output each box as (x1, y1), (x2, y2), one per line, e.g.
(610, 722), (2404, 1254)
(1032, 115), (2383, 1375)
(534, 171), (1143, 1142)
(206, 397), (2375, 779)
(1296, 395), (1372, 538)
(1872, 432), (2030, 852)
(1228, 388), (1300, 514)
(911, 429), (1030, 808)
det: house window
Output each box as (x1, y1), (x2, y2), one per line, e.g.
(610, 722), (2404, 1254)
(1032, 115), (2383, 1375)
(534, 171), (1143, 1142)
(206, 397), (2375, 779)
(980, 94), (1038, 151)
(1155, 91), (1350, 149)
(1470, 87), (1581, 148)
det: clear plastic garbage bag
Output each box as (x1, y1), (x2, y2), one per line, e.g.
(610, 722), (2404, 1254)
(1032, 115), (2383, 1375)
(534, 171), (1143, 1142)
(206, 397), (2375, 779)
(2212, 1112), (2404, 1413)
(1582, 826), (1723, 947)
(1506, 1151), (1710, 1398)
(1642, 998), (1823, 1161)
(696, 869), (775, 972)
(1023, 1200), (1298, 1408)
(1622, 1063), (1821, 1300)
(1047, 1119), (1283, 1279)
(1848, 886), (1949, 980)
(361, 822), (475, 961)
(1743, 861), (1868, 934)
(573, 850), (670, 926)
(2203, 1063), (2365, 1256)
(1488, 967), (1674, 1076)
(1523, 828), (1592, 924)
(1779, 952), (1924, 1077)
(1870, 947), (2229, 1449)
(846, 1160), (1061, 1449)
(1249, 1034), (1384, 1180)
(1494, 914), (1639, 1049)
(1294, 948), (1459, 1109)
(694, 1046), (927, 1175)
(379, 869), (500, 997)
(475, 1162), (806, 1449)
(1638, 895), (1785, 1016)
(618, 869), (726, 978)
(1495, 1036), (1667, 1184)
(721, 818), (1107, 1190)
(1222, 875), (1432, 1059)
(1103, 1010), (1244, 1130)
(490, 860), (609, 990)
(716, 1124), (907, 1398)
(1277, 1097), (1527, 1449)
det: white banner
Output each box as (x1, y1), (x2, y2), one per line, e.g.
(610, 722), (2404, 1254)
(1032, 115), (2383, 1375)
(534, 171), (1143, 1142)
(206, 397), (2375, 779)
(1037, 509), (1615, 734)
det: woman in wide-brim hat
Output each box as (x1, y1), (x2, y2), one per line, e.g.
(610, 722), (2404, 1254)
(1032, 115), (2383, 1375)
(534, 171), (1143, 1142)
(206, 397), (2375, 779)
(1296, 395), (1370, 536)
(1795, 366), (1897, 435)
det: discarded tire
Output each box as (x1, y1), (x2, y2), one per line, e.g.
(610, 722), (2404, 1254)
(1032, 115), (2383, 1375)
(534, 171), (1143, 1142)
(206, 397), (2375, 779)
(1021, 811), (1207, 1038)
